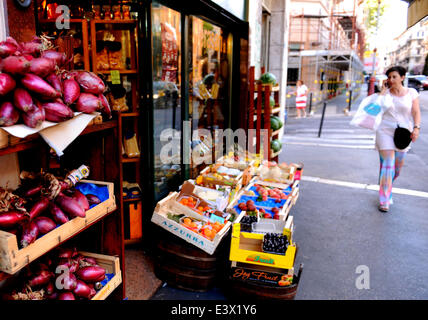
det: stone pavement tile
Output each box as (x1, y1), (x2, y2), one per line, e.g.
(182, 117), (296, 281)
(125, 248), (163, 300)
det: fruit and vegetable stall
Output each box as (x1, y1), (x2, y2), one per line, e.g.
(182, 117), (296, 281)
(0, 33), (124, 300)
(151, 153), (304, 299)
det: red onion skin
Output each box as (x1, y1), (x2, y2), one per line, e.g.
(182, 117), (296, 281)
(86, 194), (101, 205)
(72, 189), (90, 211)
(1, 56), (31, 75)
(98, 94), (112, 119)
(28, 197), (50, 220)
(28, 269), (53, 287)
(0, 42), (18, 58)
(20, 41), (43, 57)
(22, 104), (45, 128)
(34, 216), (57, 234)
(29, 57), (56, 78)
(73, 280), (93, 299)
(45, 281), (55, 295)
(75, 93), (102, 113)
(49, 203), (69, 225)
(58, 292), (75, 300)
(76, 266), (106, 283)
(13, 87), (36, 113)
(24, 185), (43, 198)
(57, 247), (78, 259)
(56, 193), (86, 218)
(20, 220), (39, 248)
(76, 71), (105, 94)
(0, 101), (20, 127)
(0, 73), (16, 96)
(63, 78), (81, 105)
(0, 211), (28, 229)
(41, 50), (66, 67)
(45, 73), (63, 93)
(21, 73), (61, 99)
(42, 101), (74, 122)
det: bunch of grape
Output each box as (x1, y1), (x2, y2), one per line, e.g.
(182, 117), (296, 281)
(240, 215), (258, 232)
(262, 233), (289, 254)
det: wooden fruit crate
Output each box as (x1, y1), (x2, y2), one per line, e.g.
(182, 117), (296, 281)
(151, 192), (232, 255)
(0, 181), (116, 274)
(78, 251), (122, 300)
(229, 213), (296, 270)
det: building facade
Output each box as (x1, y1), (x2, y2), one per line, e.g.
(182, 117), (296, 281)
(286, 0), (366, 109)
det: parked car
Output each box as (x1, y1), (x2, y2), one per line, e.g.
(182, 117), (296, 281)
(406, 76), (423, 92)
(408, 75), (428, 90)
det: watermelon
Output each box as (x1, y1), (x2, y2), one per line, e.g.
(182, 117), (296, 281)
(254, 95), (275, 108)
(260, 72), (278, 86)
(271, 139), (282, 153)
(271, 116), (283, 130)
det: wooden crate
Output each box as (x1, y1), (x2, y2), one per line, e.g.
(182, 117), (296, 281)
(151, 192), (232, 255)
(78, 251), (122, 300)
(229, 213), (296, 270)
(0, 181), (116, 274)
(0, 129), (8, 149)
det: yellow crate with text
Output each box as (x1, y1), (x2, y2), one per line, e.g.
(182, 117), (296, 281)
(229, 213), (296, 270)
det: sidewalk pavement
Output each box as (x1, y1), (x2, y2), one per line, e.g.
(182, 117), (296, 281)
(286, 89), (366, 119)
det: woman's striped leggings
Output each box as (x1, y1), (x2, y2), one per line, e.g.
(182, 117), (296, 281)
(378, 150), (406, 207)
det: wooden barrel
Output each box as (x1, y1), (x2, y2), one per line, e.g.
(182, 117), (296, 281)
(153, 228), (231, 292)
(226, 264), (304, 300)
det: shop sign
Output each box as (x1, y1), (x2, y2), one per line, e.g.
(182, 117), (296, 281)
(246, 254), (275, 265)
(230, 267), (293, 287)
(160, 220), (205, 246)
(110, 70), (121, 85)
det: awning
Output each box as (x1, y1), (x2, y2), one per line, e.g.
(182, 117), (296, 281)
(403, 0), (428, 29)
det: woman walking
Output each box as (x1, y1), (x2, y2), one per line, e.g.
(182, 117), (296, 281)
(376, 66), (421, 212)
(295, 80), (308, 118)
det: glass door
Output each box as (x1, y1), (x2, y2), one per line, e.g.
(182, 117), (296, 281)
(151, 3), (182, 201)
(188, 16), (232, 177)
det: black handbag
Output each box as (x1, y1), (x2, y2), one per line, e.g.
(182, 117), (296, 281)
(393, 125), (412, 150)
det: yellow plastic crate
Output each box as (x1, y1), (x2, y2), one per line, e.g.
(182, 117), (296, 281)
(229, 214), (296, 270)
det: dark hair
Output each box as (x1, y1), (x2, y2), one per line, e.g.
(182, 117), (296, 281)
(385, 66), (406, 77)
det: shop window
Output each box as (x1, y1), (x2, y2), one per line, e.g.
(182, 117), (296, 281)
(261, 9), (271, 71)
(188, 16), (231, 176)
(287, 68), (299, 85)
(152, 3), (182, 201)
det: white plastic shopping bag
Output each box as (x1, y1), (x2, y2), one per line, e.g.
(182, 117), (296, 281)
(350, 93), (393, 131)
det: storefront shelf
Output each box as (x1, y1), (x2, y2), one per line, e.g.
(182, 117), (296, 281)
(121, 157), (140, 163)
(98, 69), (138, 75)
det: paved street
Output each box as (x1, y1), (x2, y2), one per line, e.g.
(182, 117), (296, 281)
(151, 88), (428, 300)
(280, 88), (428, 299)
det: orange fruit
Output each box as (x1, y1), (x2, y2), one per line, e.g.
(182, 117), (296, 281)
(183, 218), (191, 225)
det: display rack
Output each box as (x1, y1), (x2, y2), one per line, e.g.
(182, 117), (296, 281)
(90, 19), (142, 244)
(248, 67), (282, 162)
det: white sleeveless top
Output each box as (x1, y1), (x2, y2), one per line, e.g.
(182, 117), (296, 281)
(375, 87), (418, 152)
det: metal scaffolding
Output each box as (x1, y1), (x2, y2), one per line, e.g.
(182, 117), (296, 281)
(286, 0), (365, 110)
